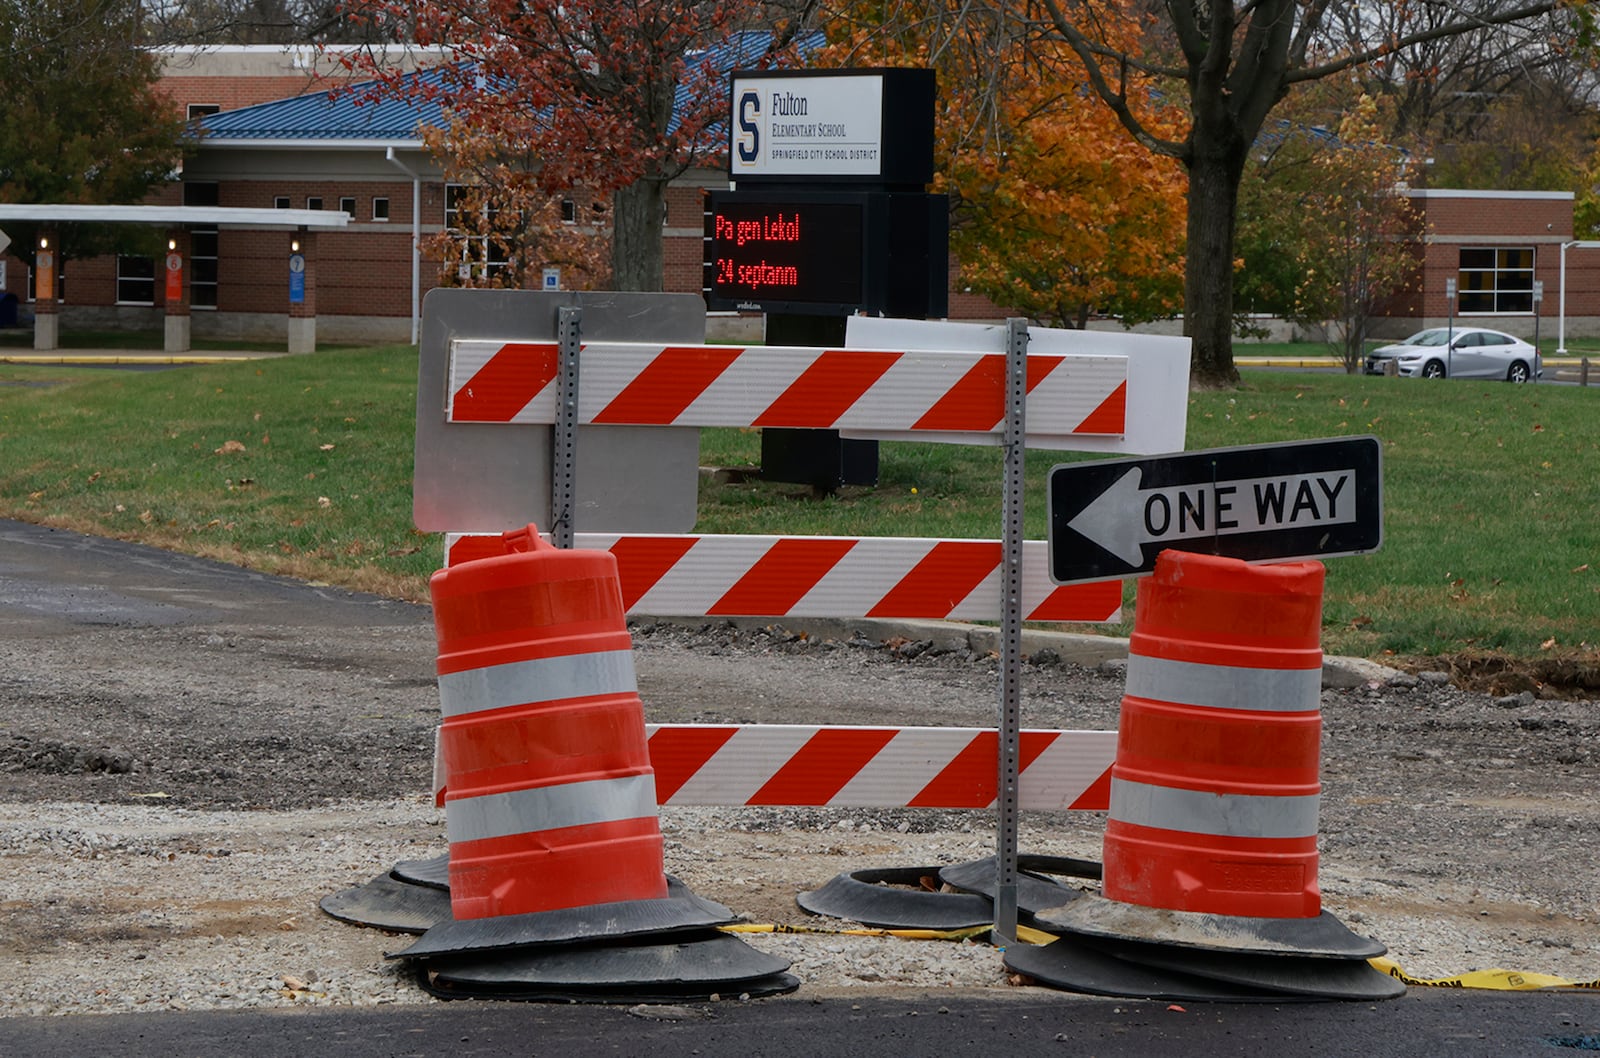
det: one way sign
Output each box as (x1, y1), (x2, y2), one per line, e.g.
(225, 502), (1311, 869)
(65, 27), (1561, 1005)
(1048, 436), (1383, 584)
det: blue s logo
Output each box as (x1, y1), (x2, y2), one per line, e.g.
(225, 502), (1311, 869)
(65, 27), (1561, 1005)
(736, 90), (760, 165)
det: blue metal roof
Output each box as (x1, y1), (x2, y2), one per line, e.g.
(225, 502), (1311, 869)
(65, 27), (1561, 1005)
(192, 32), (816, 145)
(193, 68), (445, 143)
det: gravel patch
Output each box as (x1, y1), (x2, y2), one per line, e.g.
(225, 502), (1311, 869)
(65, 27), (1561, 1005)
(2, 612), (1597, 1015)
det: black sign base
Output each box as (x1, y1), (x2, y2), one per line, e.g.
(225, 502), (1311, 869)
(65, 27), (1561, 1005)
(757, 314), (878, 491)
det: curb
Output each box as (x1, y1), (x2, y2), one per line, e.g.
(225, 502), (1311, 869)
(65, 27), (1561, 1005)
(641, 615), (1404, 691)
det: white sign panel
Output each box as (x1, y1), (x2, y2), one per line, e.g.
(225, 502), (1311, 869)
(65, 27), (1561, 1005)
(845, 317), (1192, 455)
(731, 74), (885, 179)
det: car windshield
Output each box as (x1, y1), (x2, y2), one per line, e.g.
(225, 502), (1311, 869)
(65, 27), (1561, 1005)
(1402, 329), (1452, 347)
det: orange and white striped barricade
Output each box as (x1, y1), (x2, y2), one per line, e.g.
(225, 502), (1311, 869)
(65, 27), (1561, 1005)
(445, 532), (1122, 624)
(445, 338), (1132, 451)
(428, 531), (1125, 813)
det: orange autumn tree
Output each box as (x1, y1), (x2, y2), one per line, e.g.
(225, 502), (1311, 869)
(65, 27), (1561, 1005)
(943, 63), (1186, 329)
(816, 8), (1185, 328)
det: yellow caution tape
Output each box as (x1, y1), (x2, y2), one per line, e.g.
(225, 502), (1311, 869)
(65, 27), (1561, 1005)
(1013, 925), (1060, 946)
(722, 923), (994, 942)
(721, 923), (1065, 945)
(1369, 957), (1600, 991)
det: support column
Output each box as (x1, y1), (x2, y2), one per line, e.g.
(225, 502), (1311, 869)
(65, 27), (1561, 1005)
(33, 229), (58, 352)
(163, 229), (191, 354)
(287, 229), (316, 354)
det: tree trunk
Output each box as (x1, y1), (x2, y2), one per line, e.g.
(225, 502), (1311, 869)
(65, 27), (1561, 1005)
(611, 178), (666, 291)
(1184, 151), (1244, 388)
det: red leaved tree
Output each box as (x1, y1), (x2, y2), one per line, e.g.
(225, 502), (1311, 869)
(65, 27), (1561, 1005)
(338, 2), (817, 290)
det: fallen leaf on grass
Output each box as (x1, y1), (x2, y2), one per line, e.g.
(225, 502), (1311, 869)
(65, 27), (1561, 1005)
(214, 439), (245, 455)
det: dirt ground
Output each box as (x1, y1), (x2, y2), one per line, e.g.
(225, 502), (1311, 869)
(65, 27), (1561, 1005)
(0, 522), (1596, 1013)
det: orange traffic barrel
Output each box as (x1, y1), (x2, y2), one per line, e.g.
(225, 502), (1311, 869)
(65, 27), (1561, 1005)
(1102, 550), (1325, 919)
(430, 525), (669, 920)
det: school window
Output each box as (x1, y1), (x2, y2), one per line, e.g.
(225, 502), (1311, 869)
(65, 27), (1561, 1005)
(306, 197), (323, 210)
(444, 184), (510, 281)
(339, 196), (356, 216)
(187, 103), (221, 121)
(183, 181), (219, 207)
(372, 197), (390, 221)
(561, 199), (576, 223)
(189, 229), (219, 309)
(274, 196), (290, 209)
(1458, 247), (1534, 313)
(116, 255), (156, 305)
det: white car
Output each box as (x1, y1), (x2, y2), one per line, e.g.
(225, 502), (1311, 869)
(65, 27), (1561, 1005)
(1363, 327), (1541, 381)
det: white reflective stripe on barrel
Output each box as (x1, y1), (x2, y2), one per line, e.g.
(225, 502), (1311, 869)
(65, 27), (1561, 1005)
(447, 772), (659, 844)
(1125, 654), (1321, 713)
(437, 649), (637, 718)
(1109, 777), (1320, 839)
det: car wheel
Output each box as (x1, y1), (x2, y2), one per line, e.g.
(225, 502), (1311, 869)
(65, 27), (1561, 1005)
(1507, 361), (1531, 383)
(1422, 360), (1446, 379)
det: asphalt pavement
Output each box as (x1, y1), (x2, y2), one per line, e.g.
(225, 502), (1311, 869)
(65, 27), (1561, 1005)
(2, 985), (1596, 1057)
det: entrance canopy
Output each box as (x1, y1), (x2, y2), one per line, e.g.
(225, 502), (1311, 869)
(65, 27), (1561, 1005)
(0, 203), (348, 229)
(0, 203), (350, 354)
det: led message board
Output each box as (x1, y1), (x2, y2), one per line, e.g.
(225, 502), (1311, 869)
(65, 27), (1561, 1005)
(703, 190), (946, 318)
(703, 192), (868, 315)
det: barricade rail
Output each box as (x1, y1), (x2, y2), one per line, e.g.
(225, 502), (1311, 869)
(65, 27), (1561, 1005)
(418, 292), (1192, 939)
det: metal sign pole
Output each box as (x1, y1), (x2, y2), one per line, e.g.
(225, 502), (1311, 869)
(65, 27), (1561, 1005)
(1445, 278), (1456, 376)
(993, 317), (1028, 944)
(1533, 279), (1544, 384)
(551, 305), (582, 549)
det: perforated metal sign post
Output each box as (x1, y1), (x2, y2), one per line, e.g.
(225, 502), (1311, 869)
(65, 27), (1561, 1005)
(994, 318), (1028, 942)
(1047, 436), (1385, 584)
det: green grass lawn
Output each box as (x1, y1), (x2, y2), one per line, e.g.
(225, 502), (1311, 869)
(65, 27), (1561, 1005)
(1, 342), (1596, 671)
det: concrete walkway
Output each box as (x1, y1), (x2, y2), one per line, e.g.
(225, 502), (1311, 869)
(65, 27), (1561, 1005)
(0, 347), (285, 365)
